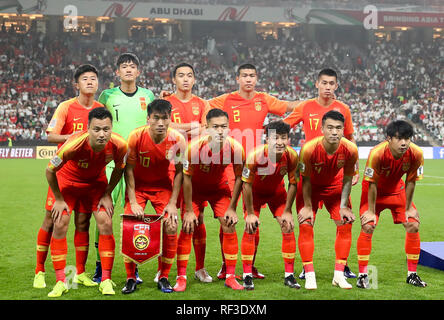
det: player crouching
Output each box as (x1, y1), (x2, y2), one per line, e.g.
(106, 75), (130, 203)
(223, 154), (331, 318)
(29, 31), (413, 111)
(357, 120), (427, 289)
(45, 108), (127, 297)
(241, 121), (300, 290)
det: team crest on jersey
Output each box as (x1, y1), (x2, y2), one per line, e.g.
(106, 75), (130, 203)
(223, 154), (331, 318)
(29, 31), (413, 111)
(192, 102), (200, 116)
(280, 166), (287, 176)
(255, 101), (262, 111)
(140, 97), (147, 110)
(402, 161), (410, 172)
(337, 153), (345, 169)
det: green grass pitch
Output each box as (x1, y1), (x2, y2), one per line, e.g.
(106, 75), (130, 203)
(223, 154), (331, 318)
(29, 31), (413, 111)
(0, 159), (443, 301)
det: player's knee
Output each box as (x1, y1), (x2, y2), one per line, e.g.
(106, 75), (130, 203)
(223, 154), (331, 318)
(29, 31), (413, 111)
(42, 212), (54, 231)
(164, 223), (177, 235)
(404, 222), (419, 233)
(75, 219), (90, 232)
(362, 223), (375, 234)
(97, 218), (113, 234)
(280, 223), (293, 234)
(53, 219), (69, 236)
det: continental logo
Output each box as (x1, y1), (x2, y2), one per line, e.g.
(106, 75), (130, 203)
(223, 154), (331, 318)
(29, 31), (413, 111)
(36, 146), (58, 159)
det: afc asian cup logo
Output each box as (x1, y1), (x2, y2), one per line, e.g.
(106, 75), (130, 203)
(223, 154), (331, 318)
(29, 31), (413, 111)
(133, 224), (150, 251)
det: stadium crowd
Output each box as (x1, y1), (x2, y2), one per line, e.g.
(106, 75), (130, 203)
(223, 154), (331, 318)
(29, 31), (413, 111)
(106, 0), (443, 8)
(0, 26), (442, 146)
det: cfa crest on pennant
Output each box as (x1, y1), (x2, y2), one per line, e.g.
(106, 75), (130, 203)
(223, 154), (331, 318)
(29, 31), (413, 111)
(120, 214), (163, 265)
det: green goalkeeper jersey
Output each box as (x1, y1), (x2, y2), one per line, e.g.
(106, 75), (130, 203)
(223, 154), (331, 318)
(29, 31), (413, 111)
(98, 86), (155, 140)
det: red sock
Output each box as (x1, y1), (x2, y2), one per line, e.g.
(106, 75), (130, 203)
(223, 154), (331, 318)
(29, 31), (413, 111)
(124, 259), (136, 280)
(193, 223), (206, 271)
(223, 231), (238, 275)
(405, 232), (420, 273)
(282, 232), (296, 274)
(98, 234), (115, 281)
(50, 237), (67, 282)
(298, 224), (314, 272)
(160, 233), (177, 279)
(241, 231), (255, 274)
(74, 230), (89, 275)
(36, 228), (52, 274)
(177, 231), (192, 276)
(357, 231), (373, 274)
(335, 224), (352, 272)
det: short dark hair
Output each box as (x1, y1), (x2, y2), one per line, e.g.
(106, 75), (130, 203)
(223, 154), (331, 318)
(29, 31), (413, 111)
(88, 107), (113, 124)
(386, 120), (414, 139)
(265, 120), (290, 137)
(116, 52), (140, 68)
(237, 63), (257, 76)
(172, 62), (195, 78)
(147, 99), (172, 117)
(318, 68), (338, 81)
(322, 110), (345, 125)
(206, 108), (229, 122)
(74, 64), (98, 83)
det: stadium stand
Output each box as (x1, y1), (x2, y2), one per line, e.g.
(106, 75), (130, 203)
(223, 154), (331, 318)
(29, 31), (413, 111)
(0, 25), (442, 146)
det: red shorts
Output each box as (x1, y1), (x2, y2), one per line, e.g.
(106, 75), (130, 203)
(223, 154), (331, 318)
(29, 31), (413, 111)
(124, 189), (172, 216)
(359, 190), (418, 224)
(243, 187), (287, 218)
(182, 185), (232, 219)
(296, 181), (350, 221)
(45, 179), (108, 215)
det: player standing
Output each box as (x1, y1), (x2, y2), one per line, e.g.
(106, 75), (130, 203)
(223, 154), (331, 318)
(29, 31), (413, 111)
(94, 53), (155, 283)
(284, 68), (358, 279)
(356, 120), (426, 288)
(208, 63), (299, 280)
(33, 64), (103, 289)
(174, 108), (245, 291)
(241, 120), (300, 290)
(297, 110), (358, 290)
(164, 63), (212, 283)
(122, 99), (186, 294)
(45, 108), (127, 297)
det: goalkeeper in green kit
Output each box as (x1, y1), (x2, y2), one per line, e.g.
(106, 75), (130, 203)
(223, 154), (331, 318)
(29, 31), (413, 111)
(93, 53), (155, 284)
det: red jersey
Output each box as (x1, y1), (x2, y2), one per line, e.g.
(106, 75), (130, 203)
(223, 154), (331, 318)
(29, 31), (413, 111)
(126, 126), (186, 191)
(183, 135), (245, 192)
(46, 97), (104, 148)
(209, 91), (288, 154)
(362, 141), (424, 196)
(242, 144), (299, 195)
(299, 136), (358, 187)
(166, 94), (209, 136)
(48, 131), (128, 184)
(284, 99), (354, 142)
